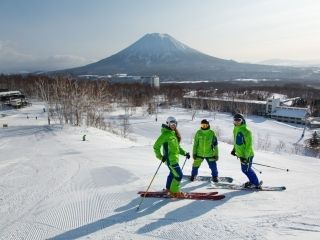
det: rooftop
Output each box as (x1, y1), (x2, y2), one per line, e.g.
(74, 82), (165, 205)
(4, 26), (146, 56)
(183, 96), (266, 105)
(271, 106), (309, 118)
(0, 91), (22, 97)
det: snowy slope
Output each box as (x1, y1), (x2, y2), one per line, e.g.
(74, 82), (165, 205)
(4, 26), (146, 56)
(1, 103), (320, 240)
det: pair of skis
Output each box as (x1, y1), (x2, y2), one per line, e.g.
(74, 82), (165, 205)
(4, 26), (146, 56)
(184, 175), (286, 191)
(138, 190), (225, 200)
(138, 175), (286, 201)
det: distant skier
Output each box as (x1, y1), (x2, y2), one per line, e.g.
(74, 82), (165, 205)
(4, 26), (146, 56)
(190, 119), (219, 182)
(153, 116), (190, 197)
(231, 113), (262, 189)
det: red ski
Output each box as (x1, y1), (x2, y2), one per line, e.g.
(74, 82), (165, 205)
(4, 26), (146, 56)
(138, 191), (225, 200)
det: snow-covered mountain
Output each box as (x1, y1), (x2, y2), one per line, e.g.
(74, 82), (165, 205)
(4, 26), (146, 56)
(58, 33), (319, 81)
(116, 33), (199, 57)
(61, 33), (237, 76)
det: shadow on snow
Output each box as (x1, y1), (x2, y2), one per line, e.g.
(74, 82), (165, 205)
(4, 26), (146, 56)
(48, 188), (252, 239)
(137, 186), (252, 234)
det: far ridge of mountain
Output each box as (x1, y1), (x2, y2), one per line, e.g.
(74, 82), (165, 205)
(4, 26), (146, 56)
(55, 33), (320, 81)
(257, 58), (320, 67)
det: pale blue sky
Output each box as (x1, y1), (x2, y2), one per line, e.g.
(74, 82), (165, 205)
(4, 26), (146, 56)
(1, 0), (320, 72)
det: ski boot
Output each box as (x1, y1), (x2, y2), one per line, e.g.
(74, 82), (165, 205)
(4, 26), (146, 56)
(162, 188), (169, 194)
(243, 181), (263, 189)
(212, 176), (219, 183)
(255, 181), (263, 189)
(243, 181), (254, 188)
(169, 191), (186, 198)
(190, 175), (196, 181)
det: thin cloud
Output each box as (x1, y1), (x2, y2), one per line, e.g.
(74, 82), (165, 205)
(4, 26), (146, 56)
(0, 41), (92, 73)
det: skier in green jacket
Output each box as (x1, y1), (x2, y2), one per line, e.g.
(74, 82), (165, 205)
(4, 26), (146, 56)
(231, 113), (262, 189)
(153, 116), (190, 197)
(191, 119), (219, 182)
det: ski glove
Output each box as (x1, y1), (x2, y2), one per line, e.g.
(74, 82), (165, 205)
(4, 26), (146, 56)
(185, 152), (191, 159)
(161, 156), (167, 163)
(240, 157), (249, 164)
(231, 148), (236, 156)
(193, 154), (197, 160)
(213, 156), (219, 161)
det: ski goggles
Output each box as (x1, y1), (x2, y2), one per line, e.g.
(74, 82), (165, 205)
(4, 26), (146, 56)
(233, 118), (242, 123)
(168, 121), (177, 127)
(201, 123), (209, 128)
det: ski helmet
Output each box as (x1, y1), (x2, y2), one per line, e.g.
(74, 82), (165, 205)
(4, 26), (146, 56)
(200, 119), (210, 129)
(233, 113), (245, 123)
(166, 116), (177, 126)
(201, 119), (209, 124)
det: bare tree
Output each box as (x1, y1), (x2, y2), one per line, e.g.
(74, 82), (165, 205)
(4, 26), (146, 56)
(275, 140), (286, 153)
(256, 133), (271, 151)
(36, 78), (52, 125)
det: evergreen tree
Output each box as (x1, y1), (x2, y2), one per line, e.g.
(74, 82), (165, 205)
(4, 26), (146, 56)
(307, 131), (320, 148)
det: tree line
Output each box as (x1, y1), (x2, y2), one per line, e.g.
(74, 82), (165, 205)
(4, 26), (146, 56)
(1, 74), (319, 155)
(0, 74), (184, 130)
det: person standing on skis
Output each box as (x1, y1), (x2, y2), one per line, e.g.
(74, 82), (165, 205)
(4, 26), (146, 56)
(231, 113), (262, 189)
(191, 119), (219, 182)
(153, 116), (190, 197)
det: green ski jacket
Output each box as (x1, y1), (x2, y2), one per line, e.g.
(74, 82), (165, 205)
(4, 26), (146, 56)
(193, 128), (218, 158)
(153, 124), (187, 165)
(233, 123), (254, 159)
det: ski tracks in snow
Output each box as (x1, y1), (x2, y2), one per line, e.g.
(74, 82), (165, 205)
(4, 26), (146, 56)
(2, 106), (320, 240)
(0, 126), (82, 239)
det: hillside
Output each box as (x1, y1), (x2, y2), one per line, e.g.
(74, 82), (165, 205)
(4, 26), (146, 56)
(0, 103), (320, 239)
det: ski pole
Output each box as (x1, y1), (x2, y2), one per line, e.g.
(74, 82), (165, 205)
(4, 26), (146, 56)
(253, 162), (289, 172)
(252, 166), (262, 174)
(136, 161), (163, 211)
(181, 156), (188, 171)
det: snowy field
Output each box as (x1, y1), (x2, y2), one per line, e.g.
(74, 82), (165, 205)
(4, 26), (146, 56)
(1, 102), (320, 240)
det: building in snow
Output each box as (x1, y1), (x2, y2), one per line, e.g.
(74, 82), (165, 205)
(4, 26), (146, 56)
(183, 95), (310, 125)
(109, 75), (160, 88)
(269, 106), (309, 124)
(0, 90), (28, 108)
(0, 91), (22, 101)
(266, 98), (310, 124)
(140, 76), (160, 88)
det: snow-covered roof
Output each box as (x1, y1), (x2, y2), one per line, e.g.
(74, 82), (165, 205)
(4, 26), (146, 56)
(0, 91), (21, 97)
(184, 96), (266, 105)
(271, 107), (309, 118)
(268, 93), (287, 100)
